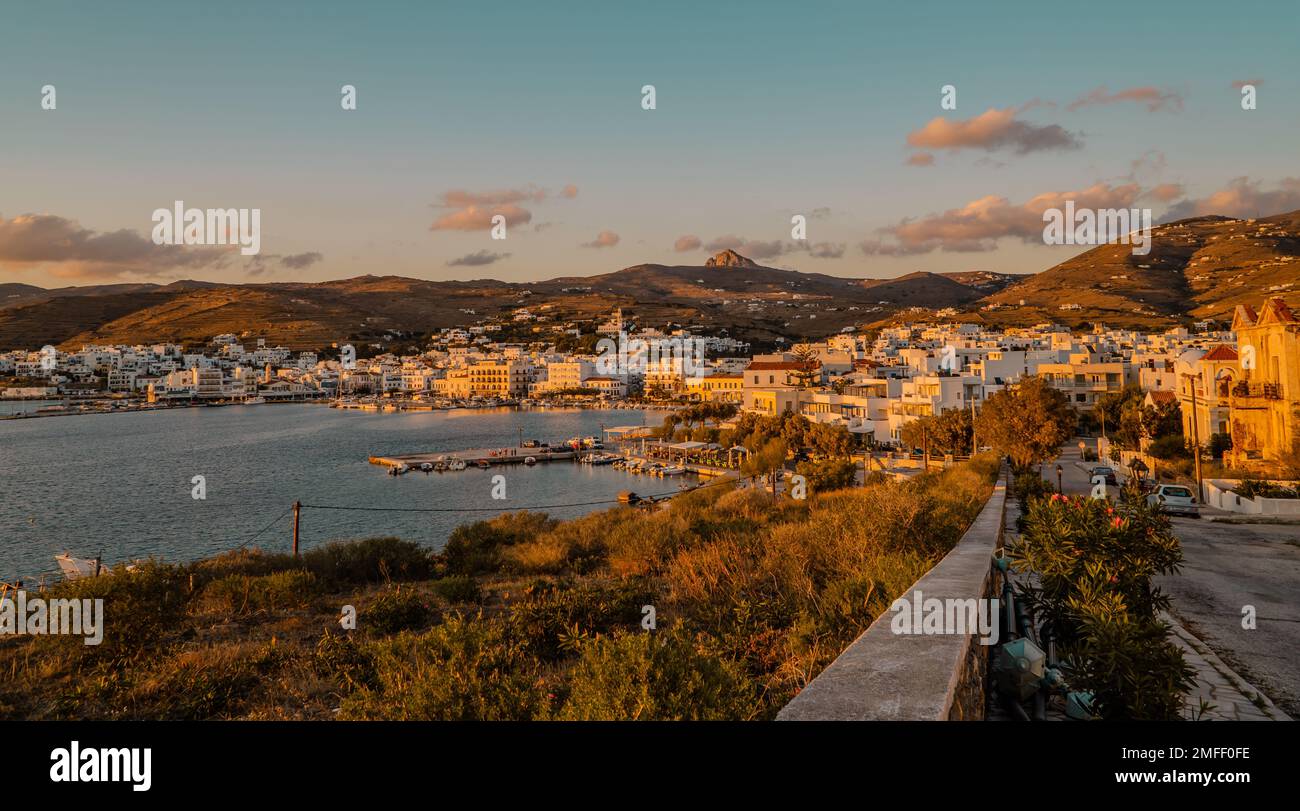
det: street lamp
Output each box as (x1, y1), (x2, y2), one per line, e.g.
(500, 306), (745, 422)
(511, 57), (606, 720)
(1056, 464), (1063, 493)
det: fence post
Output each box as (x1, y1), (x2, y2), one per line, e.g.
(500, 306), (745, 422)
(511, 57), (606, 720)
(292, 501), (301, 557)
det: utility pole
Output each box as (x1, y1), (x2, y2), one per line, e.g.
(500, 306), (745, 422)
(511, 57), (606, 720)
(922, 425), (930, 472)
(1183, 373), (1204, 503)
(292, 501), (301, 557)
(970, 398), (978, 457)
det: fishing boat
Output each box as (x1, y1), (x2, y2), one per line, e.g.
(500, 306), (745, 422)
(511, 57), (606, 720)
(523, 456), (537, 466)
(420, 462), (434, 472)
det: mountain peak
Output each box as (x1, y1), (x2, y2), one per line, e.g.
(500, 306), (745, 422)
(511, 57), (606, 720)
(705, 249), (759, 269)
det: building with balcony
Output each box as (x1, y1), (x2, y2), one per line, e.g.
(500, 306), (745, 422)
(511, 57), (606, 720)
(1226, 298), (1300, 471)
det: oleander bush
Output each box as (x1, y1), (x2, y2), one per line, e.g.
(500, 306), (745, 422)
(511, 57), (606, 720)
(1010, 492), (1193, 719)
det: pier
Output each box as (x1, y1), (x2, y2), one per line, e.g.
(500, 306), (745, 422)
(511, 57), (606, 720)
(368, 447), (578, 469)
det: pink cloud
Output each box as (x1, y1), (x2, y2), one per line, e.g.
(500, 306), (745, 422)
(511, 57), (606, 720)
(1066, 86), (1183, 113)
(906, 107), (1080, 155)
(673, 234), (702, 252)
(582, 230), (620, 248)
(429, 204), (532, 232)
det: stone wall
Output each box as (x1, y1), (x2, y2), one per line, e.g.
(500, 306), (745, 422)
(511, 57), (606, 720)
(776, 467), (1008, 721)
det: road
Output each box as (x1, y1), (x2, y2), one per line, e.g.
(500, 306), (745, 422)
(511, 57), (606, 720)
(1046, 444), (1300, 716)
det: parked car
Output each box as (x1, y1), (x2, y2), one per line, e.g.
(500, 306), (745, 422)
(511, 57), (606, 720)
(1147, 484), (1199, 517)
(1090, 465), (1118, 486)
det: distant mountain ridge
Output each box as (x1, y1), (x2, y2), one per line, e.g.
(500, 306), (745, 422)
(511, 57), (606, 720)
(2, 211), (1298, 349)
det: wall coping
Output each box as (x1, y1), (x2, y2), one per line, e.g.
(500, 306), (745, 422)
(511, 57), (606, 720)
(776, 468), (1008, 721)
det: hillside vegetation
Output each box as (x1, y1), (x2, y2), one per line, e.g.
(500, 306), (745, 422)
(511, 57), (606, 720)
(0, 456), (999, 720)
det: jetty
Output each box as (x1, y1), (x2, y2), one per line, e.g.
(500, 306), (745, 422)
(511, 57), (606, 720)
(369, 446), (577, 470)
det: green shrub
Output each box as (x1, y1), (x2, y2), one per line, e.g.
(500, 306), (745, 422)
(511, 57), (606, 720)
(42, 559), (190, 660)
(432, 576), (482, 604)
(302, 537), (433, 584)
(558, 628), (760, 720)
(1232, 479), (1298, 500)
(441, 513), (557, 575)
(1010, 493), (1192, 719)
(507, 579), (656, 661)
(337, 616), (549, 720)
(1147, 434), (1189, 461)
(313, 631), (378, 693)
(795, 458), (857, 494)
(362, 588), (439, 634)
(201, 570), (320, 616)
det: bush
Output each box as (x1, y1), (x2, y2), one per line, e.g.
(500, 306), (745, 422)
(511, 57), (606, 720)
(302, 537), (433, 585)
(362, 588), (439, 634)
(41, 559), (190, 660)
(312, 631), (377, 693)
(1232, 479), (1299, 500)
(441, 513), (556, 575)
(201, 570), (320, 616)
(557, 629), (760, 720)
(1009, 493), (1192, 719)
(507, 580), (656, 661)
(432, 575), (482, 604)
(795, 458), (857, 494)
(337, 616), (549, 720)
(1147, 434), (1189, 461)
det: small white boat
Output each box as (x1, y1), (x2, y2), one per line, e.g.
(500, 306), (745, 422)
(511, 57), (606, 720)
(523, 456), (537, 466)
(54, 553), (103, 580)
(449, 459), (467, 471)
(420, 462), (434, 472)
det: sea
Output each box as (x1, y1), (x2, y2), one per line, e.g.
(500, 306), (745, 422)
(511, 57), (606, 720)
(0, 404), (664, 583)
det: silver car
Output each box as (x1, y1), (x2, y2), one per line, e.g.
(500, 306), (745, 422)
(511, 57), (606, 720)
(1147, 484), (1199, 517)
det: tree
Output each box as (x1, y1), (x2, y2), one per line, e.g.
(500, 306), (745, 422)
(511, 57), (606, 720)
(741, 438), (788, 501)
(900, 408), (972, 455)
(976, 377), (1075, 470)
(1140, 400), (1182, 441)
(789, 344), (821, 389)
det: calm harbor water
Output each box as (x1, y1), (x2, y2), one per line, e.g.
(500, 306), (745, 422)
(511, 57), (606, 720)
(0, 404), (661, 583)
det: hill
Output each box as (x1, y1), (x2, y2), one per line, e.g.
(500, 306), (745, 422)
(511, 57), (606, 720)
(2, 210), (1297, 349)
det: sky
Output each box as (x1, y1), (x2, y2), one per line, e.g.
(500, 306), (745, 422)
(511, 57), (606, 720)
(1, 0), (1298, 286)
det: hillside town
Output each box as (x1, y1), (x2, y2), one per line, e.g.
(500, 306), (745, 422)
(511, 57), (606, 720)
(3, 298), (1297, 476)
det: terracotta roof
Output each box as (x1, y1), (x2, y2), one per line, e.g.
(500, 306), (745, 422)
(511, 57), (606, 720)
(1147, 390), (1178, 405)
(1201, 344), (1239, 362)
(1260, 296), (1298, 325)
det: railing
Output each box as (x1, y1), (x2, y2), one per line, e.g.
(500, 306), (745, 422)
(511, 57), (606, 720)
(1231, 381), (1282, 400)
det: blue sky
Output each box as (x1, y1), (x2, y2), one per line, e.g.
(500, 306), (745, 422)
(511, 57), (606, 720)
(1, 0), (1298, 284)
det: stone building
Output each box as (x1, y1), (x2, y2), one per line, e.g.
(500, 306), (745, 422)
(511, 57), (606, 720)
(1225, 297), (1300, 472)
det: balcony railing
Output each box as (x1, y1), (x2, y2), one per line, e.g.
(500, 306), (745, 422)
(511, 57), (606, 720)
(1231, 381), (1282, 400)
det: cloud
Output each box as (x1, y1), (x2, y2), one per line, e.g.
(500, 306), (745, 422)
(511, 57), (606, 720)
(430, 204), (532, 231)
(906, 152), (935, 167)
(581, 230), (620, 248)
(805, 242), (845, 259)
(280, 251), (323, 269)
(1145, 183), (1184, 203)
(429, 183), (575, 232)
(906, 107), (1081, 155)
(0, 213), (234, 280)
(447, 249), (511, 267)
(704, 235), (787, 259)
(701, 235), (844, 261)
(1162, 177), (1300, 221)
(673, 234), (702, 252)
(245, 251), (326, 277)
(1066, 86), (1183, 113)
(860, 182), (1145, 255)
(1231, 79), (1263, 89)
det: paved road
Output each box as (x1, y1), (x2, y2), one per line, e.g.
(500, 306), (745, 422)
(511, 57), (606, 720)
(1046, 444), (1300, 717)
